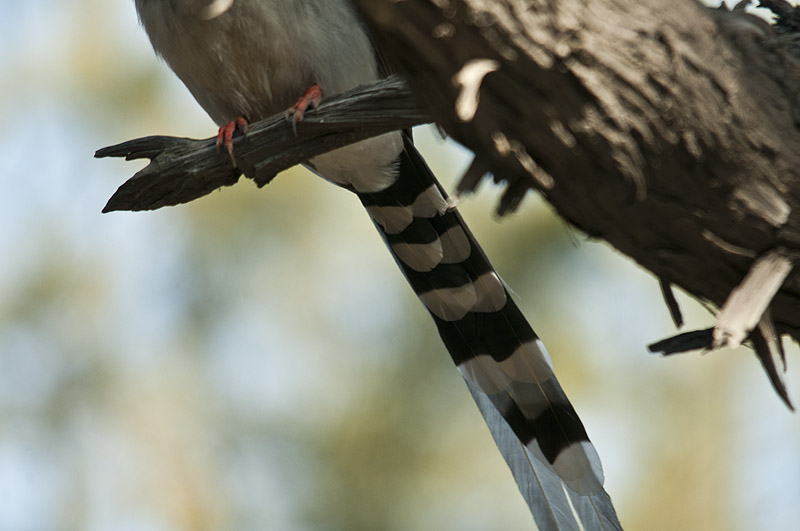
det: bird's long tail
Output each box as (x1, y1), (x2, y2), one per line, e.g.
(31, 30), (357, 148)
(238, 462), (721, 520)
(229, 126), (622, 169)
(356, 134), (622, 530)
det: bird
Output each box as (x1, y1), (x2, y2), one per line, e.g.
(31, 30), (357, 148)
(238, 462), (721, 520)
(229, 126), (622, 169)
(132, 1), (622, 528)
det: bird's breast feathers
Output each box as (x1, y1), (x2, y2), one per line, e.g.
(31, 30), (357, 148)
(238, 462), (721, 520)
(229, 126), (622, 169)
(135, 0), (379, 125)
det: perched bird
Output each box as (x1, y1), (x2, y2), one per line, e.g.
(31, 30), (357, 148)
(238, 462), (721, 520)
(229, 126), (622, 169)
(133, 1), (622, 528)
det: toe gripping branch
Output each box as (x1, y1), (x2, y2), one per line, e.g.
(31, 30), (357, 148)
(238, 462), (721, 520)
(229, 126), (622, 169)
(217, 116), (249, 164)
(649, 247), (797, 410)
(285, 83), (323, 134)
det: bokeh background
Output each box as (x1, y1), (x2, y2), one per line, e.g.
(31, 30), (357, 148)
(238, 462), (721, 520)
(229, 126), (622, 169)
(2, 1), (799, 530)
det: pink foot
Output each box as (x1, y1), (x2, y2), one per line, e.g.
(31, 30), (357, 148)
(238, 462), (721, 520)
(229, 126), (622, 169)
(285, 84), (323, 133)
(216, 116), (249, 164)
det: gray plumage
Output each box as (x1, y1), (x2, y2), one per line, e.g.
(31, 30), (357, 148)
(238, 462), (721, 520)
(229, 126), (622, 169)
(133, 1), (623, 527)
(135, 0), (401, 192)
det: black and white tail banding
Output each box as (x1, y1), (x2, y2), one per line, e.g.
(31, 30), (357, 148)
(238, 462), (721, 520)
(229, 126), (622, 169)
(358, 135), (622, 530)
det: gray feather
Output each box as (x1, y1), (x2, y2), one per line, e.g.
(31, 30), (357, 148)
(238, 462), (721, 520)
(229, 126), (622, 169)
(467, 381), (622, 530)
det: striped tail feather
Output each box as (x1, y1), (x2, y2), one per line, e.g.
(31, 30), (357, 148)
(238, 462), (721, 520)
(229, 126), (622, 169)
(358, 134), (622, 529)
(468, 383), (621, 530)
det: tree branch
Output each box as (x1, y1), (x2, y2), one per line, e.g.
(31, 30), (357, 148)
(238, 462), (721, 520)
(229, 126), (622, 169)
(350, 1), (800, 382)
(97, 1), (800, 403)
(96, 76), (427, 212)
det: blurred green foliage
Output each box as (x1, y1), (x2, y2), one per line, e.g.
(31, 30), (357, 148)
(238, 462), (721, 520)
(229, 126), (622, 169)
(0, 1), (798, 530)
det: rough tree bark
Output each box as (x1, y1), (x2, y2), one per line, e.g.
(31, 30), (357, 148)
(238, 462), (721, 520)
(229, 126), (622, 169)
(98, 0), (800, 403)
(97, 78), (426, 212)
(351, 0), (800, 404)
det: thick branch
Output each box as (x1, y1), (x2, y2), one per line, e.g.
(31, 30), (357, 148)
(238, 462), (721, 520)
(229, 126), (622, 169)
(351, 0), (800, 350)
(98, 1), (800, 401)
(96, 76), (427, 212)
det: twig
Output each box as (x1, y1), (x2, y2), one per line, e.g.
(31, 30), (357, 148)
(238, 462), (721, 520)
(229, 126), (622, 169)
(96, 76), (428, 212)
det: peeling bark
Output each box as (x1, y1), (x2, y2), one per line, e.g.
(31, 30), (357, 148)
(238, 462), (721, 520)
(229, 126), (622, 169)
(99, 0), (800, 399)
(97, 77), (427, 212)
(352, 0), (800, 354)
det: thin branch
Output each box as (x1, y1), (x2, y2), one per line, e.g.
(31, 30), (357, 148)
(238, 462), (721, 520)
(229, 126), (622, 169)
(96, 76), (428, 212)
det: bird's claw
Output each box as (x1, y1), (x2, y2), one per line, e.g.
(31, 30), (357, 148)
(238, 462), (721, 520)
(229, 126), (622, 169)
(216, 116), (249, 166)
(285, 83), (322, 135)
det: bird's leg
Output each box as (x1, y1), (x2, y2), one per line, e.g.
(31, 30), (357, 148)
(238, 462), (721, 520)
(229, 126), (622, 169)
(216, 116), (249, 165)
(285, 83), (323, 134)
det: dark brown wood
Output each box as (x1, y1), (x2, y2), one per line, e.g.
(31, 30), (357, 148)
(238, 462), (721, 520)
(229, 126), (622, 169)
(98, 1), (800, 396)
(96, 76), (428, 212)
(351, 0), (800, 351)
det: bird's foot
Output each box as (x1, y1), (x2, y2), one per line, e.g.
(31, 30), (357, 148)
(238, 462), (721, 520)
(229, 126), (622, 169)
(216, 116), (249, 166)
(285, 83), (323, 134)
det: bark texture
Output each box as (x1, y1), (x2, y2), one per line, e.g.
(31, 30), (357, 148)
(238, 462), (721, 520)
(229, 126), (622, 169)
(99, 1), (800, 391)
(352, 0), (800, 348)
(97, 77), (426, 212)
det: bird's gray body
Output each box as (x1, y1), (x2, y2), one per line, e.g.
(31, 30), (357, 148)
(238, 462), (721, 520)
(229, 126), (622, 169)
(135, 0), (376, 123)
(135, 0), (401, 192)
